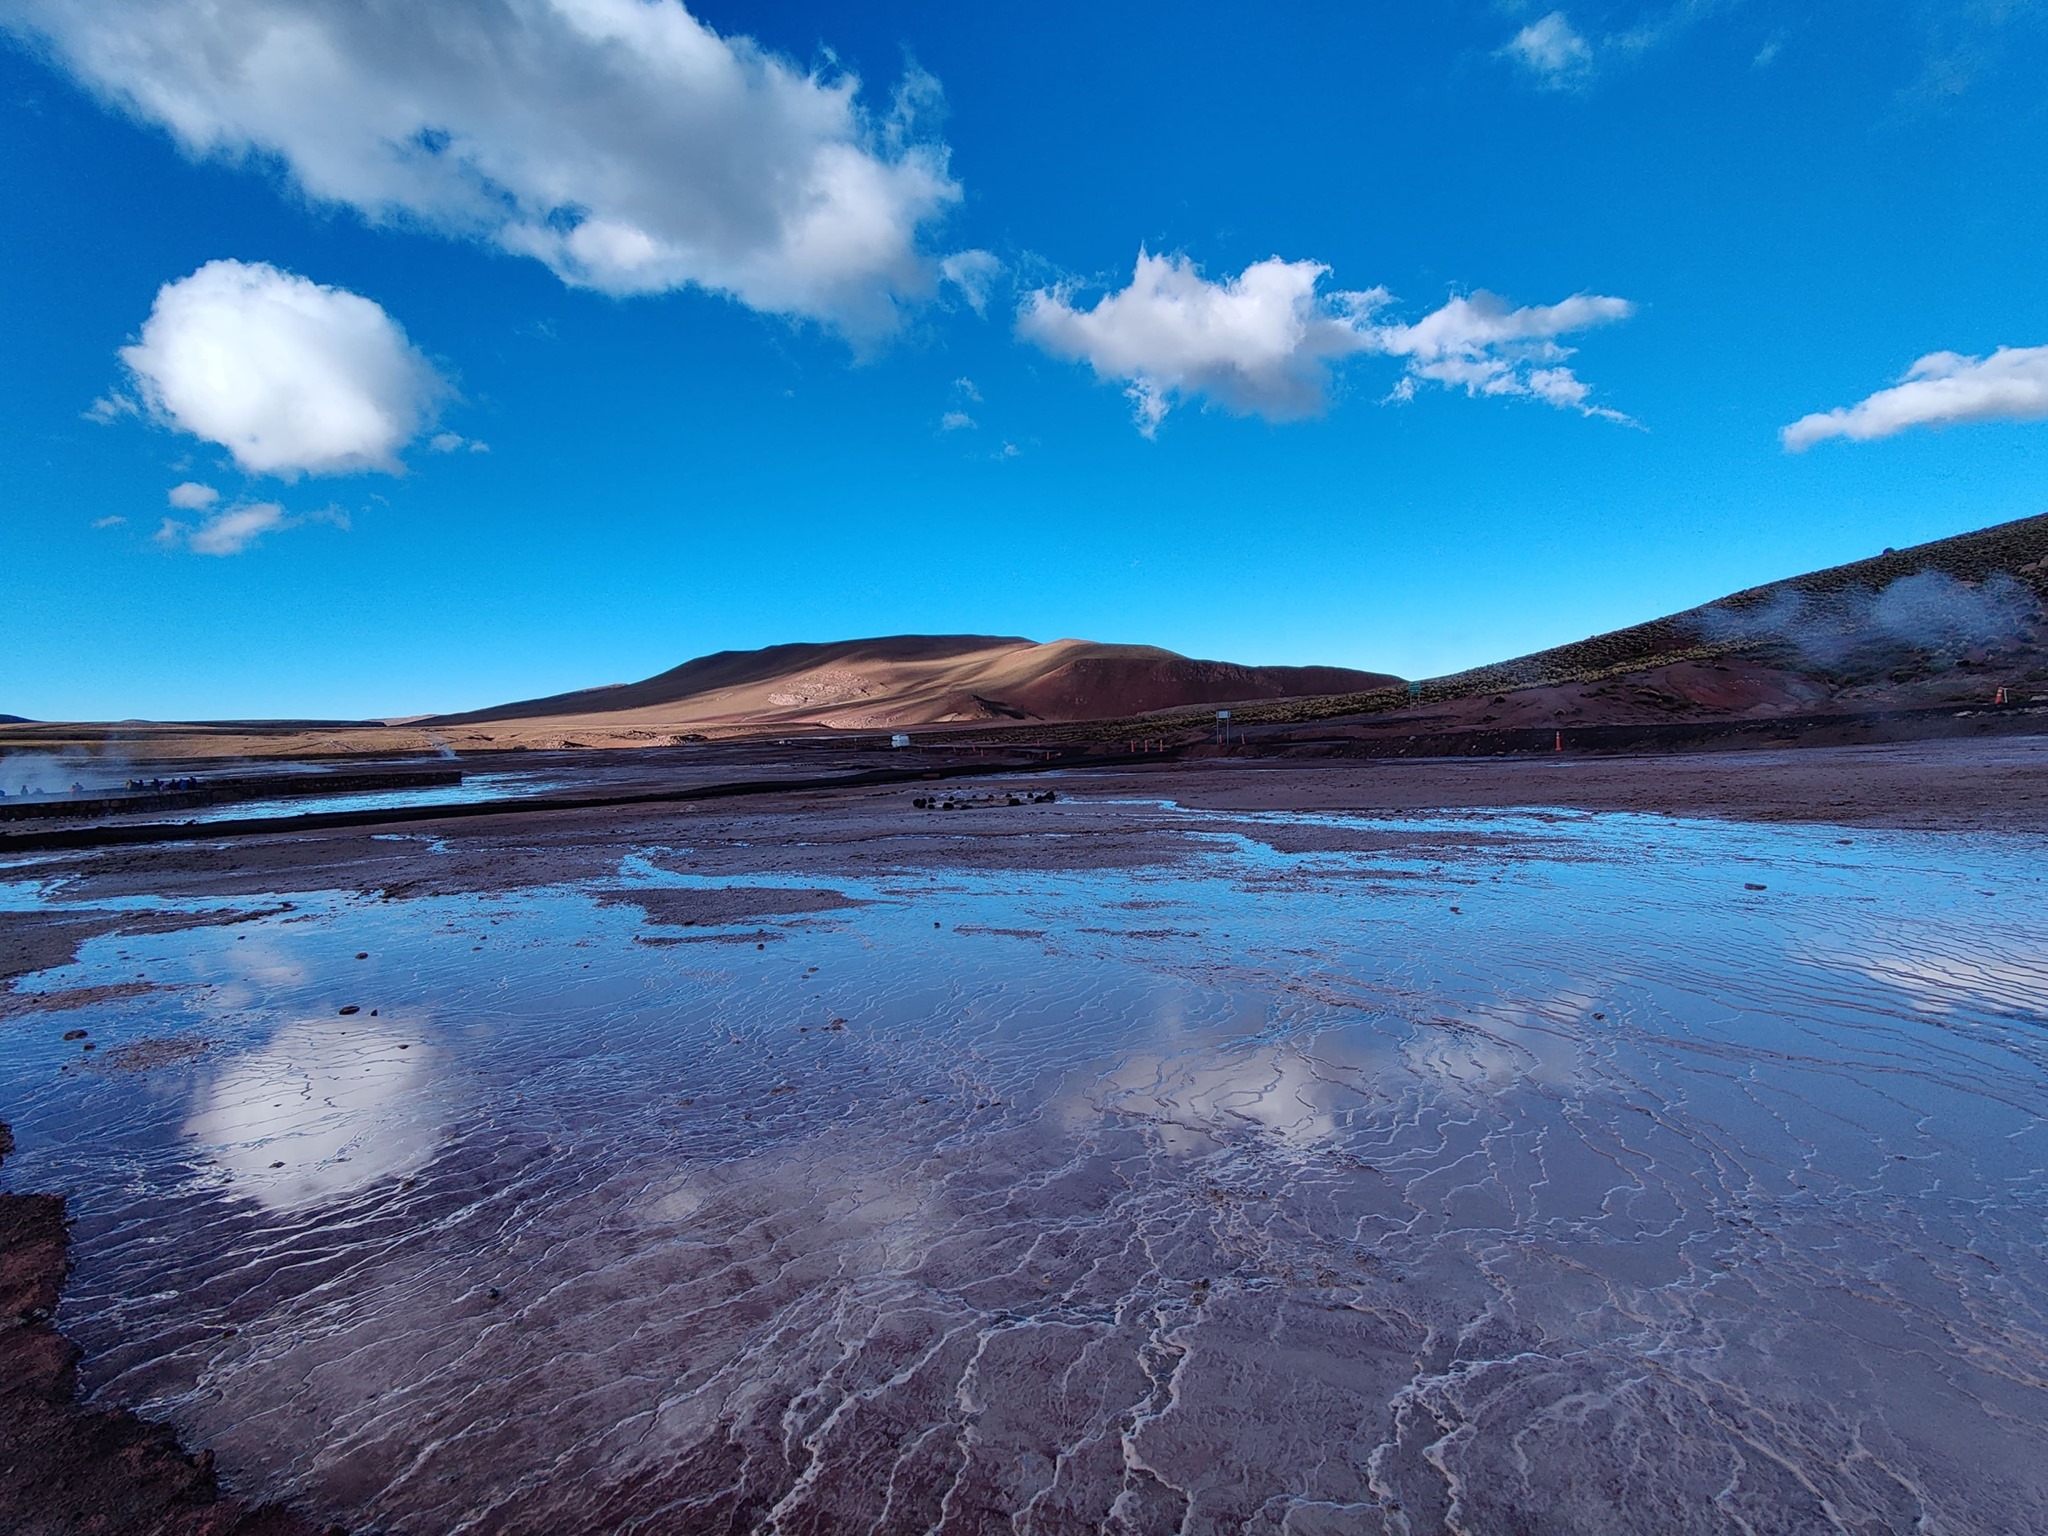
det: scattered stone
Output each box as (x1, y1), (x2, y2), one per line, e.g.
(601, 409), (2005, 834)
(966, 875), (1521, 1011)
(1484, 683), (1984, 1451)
(355, 952), (369, 960)
(61, 1029), (87, 1042)
(94, 1038), (213, 1074)
(1744, 882), (1767, 891)
(338, 1005), (360, 1016)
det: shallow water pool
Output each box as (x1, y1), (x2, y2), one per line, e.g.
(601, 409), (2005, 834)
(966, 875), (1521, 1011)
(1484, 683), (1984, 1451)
(3, 806), (2046, 1534)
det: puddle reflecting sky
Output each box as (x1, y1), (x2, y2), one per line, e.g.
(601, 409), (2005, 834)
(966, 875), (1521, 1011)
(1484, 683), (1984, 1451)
(3, 806), (2047, 1533)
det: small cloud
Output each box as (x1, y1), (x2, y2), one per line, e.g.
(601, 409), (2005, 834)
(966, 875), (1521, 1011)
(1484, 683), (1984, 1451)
(995, 441), (1020, 459)
(428, 431), (488, 453)
(1501, 11), (1594, 89)
(1371, 290), (1637, 424)
(157, 500), (288, 555)
(85, 392), (138, 423)
(940, 410), (976, 431)
(1018, 249), (1633, 433)
(1754, 36), (1783, 67)
(91, 514), (126, 529)
(953, 376), (982, 401)
(939, 250), (1004, 314)
(117, 259), (448, 478)
(167, 480), (219, 510)
(1019, 251), (1377, 435)
(154, 498), (346, 555)
(1783, 344), (2048, 450)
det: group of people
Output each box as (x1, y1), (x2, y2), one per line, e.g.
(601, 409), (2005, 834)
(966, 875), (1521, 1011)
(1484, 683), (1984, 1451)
(0, 773), (204, 798)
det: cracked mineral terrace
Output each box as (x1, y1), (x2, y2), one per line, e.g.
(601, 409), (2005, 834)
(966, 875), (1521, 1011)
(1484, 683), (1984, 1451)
(3, 738), (2047, 1534)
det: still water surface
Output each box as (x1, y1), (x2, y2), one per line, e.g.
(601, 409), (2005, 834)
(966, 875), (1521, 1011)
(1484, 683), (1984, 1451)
(3, 806), (2046, 1534)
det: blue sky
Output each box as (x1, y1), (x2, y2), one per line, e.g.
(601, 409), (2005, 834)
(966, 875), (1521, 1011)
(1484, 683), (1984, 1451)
(3, 0), (2046, 720)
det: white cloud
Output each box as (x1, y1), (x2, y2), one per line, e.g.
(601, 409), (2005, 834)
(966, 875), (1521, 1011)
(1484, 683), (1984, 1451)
(1018, 251), (1632, 433)
(118, 259), (445, 477)
(157, 500), (288, 555)
(1019, 252), (1377, 435)
(1782, 345), (2048, 450)
(92, 515), (127, 529)
(155, 499), (348, 555)
(85, 392), (137, 423)
(1373, 291), (1636, 422)
(428, 431), (488, 454)
(1502, 11), (1594, 88)
(166, 480), (219, 509)
(938, 249), (1003, 313)
(940, 410), (976, 431)
(953, 376), (982, 402)
(3, 0), (960, 334)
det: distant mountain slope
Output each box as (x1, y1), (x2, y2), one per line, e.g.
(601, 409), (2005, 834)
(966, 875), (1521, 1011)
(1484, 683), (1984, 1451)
(431, 635), (1400, 733)
(1424, 510), (2048, 701)
(1219, 511), (2048, 739)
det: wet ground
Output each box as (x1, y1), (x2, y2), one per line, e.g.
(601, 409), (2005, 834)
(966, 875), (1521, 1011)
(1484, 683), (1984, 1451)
(3, 770), (2047, 1534)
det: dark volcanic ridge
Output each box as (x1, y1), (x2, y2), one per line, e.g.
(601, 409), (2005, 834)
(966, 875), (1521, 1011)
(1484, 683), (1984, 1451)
(1074, 511), (2048, 748)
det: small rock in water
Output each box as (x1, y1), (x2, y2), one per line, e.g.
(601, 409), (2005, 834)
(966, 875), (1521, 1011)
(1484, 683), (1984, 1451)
(355, 952), (369, 960)
(62, 1029), (88, 1041)
(269, 1160), (285, 1169)
(1744, 882), (1767, 891)
(339, 1005), (361, 1016)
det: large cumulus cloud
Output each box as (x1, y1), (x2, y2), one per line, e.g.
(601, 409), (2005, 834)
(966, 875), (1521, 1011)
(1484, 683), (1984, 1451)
(2, 0), (964, 334)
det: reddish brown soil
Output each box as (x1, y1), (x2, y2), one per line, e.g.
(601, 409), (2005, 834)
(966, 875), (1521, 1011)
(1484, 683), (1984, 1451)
(0, 1126), (339, 1536)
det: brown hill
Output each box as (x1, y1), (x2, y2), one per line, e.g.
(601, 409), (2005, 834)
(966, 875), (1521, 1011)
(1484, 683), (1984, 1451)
(1154, 511), (2048, 745)
(428, 635), (1400, 735)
